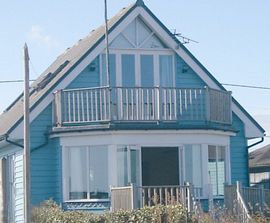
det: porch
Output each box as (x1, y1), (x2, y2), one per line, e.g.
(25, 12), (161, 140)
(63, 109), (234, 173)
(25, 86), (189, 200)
(54, 86), (232, 128)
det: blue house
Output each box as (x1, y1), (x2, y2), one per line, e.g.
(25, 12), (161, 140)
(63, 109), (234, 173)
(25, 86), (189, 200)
(0, 0), (265, 221)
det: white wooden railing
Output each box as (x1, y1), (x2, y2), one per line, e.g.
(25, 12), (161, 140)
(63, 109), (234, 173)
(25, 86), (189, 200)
(54, 86), (232, 126)
(225, 182), (255, 223)
(110, 184), (201, 213)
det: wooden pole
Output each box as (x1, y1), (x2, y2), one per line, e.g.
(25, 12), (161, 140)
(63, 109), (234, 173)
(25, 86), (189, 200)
(23, 43), (31, 223)
(104, 0), (110, 86)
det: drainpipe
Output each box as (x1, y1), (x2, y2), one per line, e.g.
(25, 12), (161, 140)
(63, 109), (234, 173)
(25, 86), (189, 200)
(246, 136), (264, 186)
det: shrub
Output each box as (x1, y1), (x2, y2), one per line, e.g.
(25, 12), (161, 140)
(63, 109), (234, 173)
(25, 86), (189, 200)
(31, 201), (190, 223)
(32, 200), (270, 223)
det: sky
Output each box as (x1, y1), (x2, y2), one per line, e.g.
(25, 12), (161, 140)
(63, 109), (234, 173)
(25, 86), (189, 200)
(0, 0), (269, 149)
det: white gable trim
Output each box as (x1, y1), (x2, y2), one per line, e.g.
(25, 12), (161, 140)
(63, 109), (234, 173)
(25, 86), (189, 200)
(137, 7), (263, 138)
(8, 5), (263, 139)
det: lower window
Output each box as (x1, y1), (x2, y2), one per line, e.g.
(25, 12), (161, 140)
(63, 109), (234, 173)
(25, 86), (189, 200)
(64, 146), (108, 200)
(208, 145), (226, 196)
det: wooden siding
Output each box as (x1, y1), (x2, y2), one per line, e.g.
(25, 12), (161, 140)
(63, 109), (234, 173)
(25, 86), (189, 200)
(14, 153), (24, 223)
(175, 55), (206, 88)
(30, 104), (61, 205)
(67, 57), (100, 89)
(230, 113), (249, 186)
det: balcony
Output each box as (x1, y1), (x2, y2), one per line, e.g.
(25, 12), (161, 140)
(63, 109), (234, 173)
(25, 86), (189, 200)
(54, 86), (232, 129)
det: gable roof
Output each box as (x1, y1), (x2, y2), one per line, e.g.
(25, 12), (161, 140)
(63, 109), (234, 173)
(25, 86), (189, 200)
(0, 0), (264, 140)
(249, 144), (270, 169)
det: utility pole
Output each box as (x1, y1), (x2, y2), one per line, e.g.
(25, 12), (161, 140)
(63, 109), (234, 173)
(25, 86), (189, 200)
(23, 43), (31, 223)
(104, 0), (110, 86)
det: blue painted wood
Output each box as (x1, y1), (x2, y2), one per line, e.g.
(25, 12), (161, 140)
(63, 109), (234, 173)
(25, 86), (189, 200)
(67, 56), (100, 89)
(101, 54), (116, 86)
(230, 113), (249, 186)
(122, 54), (135, 87)
(30, 104), (61, 205)
(175, 55), (205, 88)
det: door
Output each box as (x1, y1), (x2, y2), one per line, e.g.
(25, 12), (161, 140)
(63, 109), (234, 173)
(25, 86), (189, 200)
(142, 147), (179, 186)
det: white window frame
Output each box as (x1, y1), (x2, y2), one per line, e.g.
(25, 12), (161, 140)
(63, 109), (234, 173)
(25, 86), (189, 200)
(206, 145), (230, 198)
(62, 145), (110, 202)
(100, 49), (176, 88)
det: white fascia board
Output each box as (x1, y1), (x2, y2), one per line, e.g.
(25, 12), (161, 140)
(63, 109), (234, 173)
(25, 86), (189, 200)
(232, 103), (264, 138)
(59, 129), (232, 148)
(138, 7), (263, 139)
(8, 8), (141, 140)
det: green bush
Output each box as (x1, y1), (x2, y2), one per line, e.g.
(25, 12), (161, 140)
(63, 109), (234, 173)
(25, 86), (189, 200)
(31, 200), (190, 223)
(32, 200), (270, 223)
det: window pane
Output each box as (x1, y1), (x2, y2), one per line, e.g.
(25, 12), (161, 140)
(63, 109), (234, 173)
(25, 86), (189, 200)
(217, 146), (225, 195)
(130, 148), (140, 185)
(89, 146), (108, 199)
(208, 145), (226, 196)
(141, 55), (154, 87)
(122, 55), (135, 87)
(117, 147), (128, 186)
(159, 55), (173, 87)
(68, 147), (88, 199)
(184, 145), (202, 188)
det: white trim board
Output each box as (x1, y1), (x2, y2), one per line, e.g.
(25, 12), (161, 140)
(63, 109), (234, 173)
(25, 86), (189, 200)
(7, 4), (263, 140)
(59, 130), (231, 148)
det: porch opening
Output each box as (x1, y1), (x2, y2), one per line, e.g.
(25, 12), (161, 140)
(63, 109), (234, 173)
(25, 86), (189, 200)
(142, 147), (179, 186)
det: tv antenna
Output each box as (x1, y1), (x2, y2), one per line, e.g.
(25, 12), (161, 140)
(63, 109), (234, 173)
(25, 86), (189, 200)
(172, 29), (199, 45)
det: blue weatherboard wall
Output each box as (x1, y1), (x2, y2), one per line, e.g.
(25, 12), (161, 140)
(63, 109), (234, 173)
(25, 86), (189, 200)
(230, 113), (248, 186)
(30, 104), (61, 205)
(67, 56), (100, 89)
(175, 55), (205, 88)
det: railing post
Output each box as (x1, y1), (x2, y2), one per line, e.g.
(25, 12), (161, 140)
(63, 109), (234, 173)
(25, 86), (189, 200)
(108, 87), (112, 121)
(228, 91), (232, 124)
(259, 184), (264, 212)
(208, 183), (214, 213)
(186, 182), (192, 213)
(130, 183), (134, 210)
(54, 90), (62, 126)
(156, 87), (161, 121)
(205, 87), (210, 122)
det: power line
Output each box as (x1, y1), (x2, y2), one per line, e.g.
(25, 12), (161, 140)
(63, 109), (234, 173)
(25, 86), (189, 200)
(0, 80), (36, 83)
(0, 79), (270, 92)
(221, 83), (270, 90)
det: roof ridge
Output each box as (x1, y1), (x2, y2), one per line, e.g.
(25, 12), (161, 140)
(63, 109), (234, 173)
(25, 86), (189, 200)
(136, 0), (145, 6)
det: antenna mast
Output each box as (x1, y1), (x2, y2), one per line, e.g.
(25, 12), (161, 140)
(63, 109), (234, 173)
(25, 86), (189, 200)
(104, 0), (110, 86)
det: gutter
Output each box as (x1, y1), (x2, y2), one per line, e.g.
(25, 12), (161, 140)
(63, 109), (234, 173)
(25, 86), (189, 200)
(4, 135), (23, 148)
(247, 137), (264, 149)
(246, 136), (264, 187)
(1, 133), (49, 152)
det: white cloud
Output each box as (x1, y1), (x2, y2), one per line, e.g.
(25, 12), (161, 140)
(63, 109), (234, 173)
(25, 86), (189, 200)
(27, 25), (58, 48)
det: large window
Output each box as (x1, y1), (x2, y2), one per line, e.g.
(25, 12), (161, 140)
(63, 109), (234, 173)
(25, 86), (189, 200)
(184, 145), (203, 195)
(208, 145), (226, 196)
(64, 146), (108, 200)
(117, 146), (140, 187)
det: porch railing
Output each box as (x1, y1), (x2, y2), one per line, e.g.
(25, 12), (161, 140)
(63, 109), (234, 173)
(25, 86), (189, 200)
(54, 86), (232, 126)
(225, 182), (257, 223)
(110, 184), (201, 213)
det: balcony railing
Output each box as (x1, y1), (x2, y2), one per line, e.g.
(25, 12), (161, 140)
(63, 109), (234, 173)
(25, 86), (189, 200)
(54, 86), (232, 126)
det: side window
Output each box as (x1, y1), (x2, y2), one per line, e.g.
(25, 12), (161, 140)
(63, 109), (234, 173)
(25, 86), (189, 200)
(208, 145), (226, 196)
